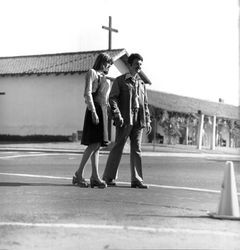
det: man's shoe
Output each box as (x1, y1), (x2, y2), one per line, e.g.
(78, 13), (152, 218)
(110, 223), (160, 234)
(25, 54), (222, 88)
(103, 178), (116, 186)
(90, 178), (107, 189)
(131, 181), (148, 189)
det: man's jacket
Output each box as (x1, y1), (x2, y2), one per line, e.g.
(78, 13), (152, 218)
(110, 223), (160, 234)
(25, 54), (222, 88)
(109, 73), (151, 128)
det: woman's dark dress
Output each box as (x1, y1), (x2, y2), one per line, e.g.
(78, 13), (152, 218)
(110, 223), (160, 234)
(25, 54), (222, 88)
(81, 69), (110, 147)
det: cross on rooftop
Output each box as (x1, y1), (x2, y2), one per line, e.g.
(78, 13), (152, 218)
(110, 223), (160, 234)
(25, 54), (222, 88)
(102, 16), (118, 50)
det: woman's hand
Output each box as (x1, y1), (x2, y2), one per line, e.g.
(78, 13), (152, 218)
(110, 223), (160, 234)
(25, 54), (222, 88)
(91, 111), (99, 125)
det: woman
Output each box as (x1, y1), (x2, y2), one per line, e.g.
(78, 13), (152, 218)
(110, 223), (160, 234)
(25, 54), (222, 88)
(72, 53), (113, 188)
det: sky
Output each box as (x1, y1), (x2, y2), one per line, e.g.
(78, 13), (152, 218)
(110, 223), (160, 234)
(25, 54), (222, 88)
(0, 0), (239, 106)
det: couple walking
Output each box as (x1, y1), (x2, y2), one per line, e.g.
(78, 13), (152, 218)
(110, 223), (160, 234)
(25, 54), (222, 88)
(72, 52), (152, 189)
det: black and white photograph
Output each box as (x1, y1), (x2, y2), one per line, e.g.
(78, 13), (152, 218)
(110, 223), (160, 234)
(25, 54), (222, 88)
(0, 0), (239, 249)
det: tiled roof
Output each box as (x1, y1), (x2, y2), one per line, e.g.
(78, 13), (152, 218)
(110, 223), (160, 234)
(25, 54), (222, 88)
(0, 49), (126, 76)
(148, 89), (240, 120)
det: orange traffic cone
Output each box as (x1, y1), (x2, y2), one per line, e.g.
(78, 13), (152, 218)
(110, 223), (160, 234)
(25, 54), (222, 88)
(208, 161), (240, 220)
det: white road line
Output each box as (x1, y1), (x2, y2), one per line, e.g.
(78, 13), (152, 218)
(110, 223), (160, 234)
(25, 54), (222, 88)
(148, 184), (221, 194)
(0, 152), (16, 154)
(1, 150), (240, 160)
(0, 222), (238, 237)
(0, 153), (77, 159)
(142, 152), (240, 159)
(142, 152), (206, 157)
(119, 182), (239, 195)
(0, 172), (71, 180)
(1, 172), (238, 195)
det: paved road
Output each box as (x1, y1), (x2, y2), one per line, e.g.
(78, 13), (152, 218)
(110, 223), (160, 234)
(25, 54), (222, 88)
(0, 151), (240, 249)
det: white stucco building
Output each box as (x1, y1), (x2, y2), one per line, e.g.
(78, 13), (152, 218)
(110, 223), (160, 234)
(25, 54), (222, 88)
(0, 48), (239, 149)
(0, 49), (151, 140)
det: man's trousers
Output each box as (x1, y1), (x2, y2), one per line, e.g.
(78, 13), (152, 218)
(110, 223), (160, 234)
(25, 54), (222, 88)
(103, 124), (143, 182)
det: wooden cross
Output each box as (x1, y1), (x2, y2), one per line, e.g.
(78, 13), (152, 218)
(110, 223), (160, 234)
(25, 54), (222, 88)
(102, 16), (118, 50)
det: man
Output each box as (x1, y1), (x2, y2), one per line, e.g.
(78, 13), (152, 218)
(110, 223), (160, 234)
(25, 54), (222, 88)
(103, 53), (152, 188)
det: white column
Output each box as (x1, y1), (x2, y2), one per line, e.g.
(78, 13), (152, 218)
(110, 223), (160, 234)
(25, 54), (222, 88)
(185, 126), (189, 145)
(197, 113), (204, 150)
(211, 115), (216, 150)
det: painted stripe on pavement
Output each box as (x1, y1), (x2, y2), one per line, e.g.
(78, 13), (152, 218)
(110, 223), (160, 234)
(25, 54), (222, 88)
(0, 222), (238, 237)
(0, 172), (71, 180)
(0, 150), (239, 160)
(142, 152), (240, 159)
(0, 153), (76, 159)
(1, 172), (237, 195)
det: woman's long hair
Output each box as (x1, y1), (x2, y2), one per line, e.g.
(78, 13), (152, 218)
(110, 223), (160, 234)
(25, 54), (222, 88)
(92, 53), (113, 70)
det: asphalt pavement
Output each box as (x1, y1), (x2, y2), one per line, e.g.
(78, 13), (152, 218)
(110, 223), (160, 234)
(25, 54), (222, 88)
(0, 142), (240, 249)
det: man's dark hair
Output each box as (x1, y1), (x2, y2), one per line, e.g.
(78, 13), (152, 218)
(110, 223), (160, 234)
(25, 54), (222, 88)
(127, 53), (143, 66)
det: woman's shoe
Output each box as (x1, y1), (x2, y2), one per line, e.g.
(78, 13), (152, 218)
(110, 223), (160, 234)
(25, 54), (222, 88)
(72, 173), (89, 188)
(90, 178), (107, 189)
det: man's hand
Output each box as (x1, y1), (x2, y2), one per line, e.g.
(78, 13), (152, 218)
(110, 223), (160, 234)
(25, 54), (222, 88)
(91, 111), (99, 125)
(114, 113), (124, 127)
(117, 117), (124, 127)
(146, 122), (152, 135)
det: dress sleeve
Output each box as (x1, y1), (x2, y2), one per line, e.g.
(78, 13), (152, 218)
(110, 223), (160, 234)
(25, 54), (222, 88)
(84, 69), (98, 112)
